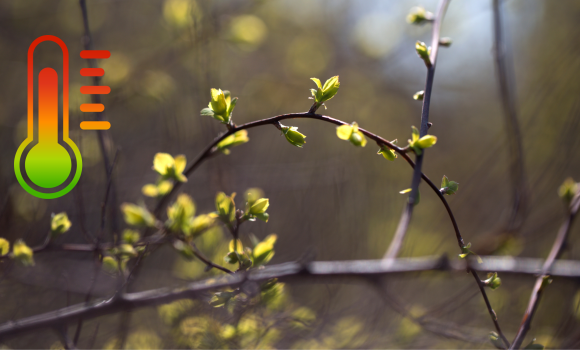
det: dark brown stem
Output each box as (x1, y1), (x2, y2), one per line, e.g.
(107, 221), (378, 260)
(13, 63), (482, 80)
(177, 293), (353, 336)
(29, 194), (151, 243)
(510, 190), (580, 349)
(190, 242), (233, 274)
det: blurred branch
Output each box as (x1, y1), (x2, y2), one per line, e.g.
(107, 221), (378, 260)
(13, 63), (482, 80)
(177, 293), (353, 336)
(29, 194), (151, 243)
(510, 190), (580, 349)
(384, 0), (451, 260)
(2, 255), (580, 338)
(78, 0), (119, 234)
(493, 0), (528, 234)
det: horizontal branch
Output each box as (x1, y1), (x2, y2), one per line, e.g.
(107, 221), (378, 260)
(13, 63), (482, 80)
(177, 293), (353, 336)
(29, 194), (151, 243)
(1, 255), (579, 339)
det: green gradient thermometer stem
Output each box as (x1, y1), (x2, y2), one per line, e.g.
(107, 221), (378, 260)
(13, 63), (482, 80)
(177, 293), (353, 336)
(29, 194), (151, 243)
(14, 35), (82, 199)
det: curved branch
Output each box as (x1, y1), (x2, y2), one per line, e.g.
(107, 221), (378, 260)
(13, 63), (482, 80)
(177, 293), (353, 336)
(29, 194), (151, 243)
(510, 190), (580, 349)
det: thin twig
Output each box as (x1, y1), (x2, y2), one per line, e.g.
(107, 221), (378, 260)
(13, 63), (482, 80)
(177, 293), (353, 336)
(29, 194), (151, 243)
(510, 190), (580, 349)
(190, 241), (233, 274)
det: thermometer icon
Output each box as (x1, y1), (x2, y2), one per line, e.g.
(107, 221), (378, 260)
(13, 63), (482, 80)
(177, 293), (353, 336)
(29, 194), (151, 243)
(14, 35), (83, 199)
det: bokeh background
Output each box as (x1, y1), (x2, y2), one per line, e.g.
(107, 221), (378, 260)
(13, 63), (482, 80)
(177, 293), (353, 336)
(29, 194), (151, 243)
(1, 0), (580, 348)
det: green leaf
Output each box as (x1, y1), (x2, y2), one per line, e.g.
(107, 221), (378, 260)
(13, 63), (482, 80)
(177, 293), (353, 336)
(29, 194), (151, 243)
(417, 135), (437, 149)
(415, 41), (431, 65)
(224, 251), (238, 265)
(122, 229), (140, 245)
(152, 153), (187, 182)
(0, 238), (9, 256)
(102, 256), (119, 274)
(217, 130), (249, 154)
(441, 175), (450, 188)
(336, 124), (353, 140)
(210, 88), (227, 114)
(187, 213), (216, 238)
(249, 198), (269, 215)
(281, 125), (306, 148)
(121, 203), (156, 227)
(406, 6), (432, 25)
(310, 78), (322, 89)
(200, 108), (215, 116)
(484, 272), (501, 290)
(413, 90), (424, 101)
(118, 244), (138, 257)
(13, 240), (34, 266)
(229, 239), (244, 254)
(245, 188), (265, 207)
(166, 194), (196, 233)
(321, 75), (340, 102)
(411, 126), (420, 143)
(489, 332), (504, 350)
(255, 212), (269, 222)
(559, 177), (578, 203)
(253, 234), (277, 266)
(215, 192), (236, 223)
(50, 212), (71, 237)
(378, 147), (397, 161)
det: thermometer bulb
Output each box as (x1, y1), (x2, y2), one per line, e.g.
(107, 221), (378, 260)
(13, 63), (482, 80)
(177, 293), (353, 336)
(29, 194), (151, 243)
(24, 68), (72, 188)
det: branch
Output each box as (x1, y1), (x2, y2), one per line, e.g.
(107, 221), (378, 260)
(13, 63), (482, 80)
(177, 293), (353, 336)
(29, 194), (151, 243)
(384, 0), (450, 260)
(492, 0), (527, 233)
(2, 255), (580, 339)
(510, 190), (580, 349)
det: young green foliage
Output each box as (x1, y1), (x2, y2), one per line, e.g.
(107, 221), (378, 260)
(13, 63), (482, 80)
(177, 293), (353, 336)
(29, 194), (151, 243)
(408, 126), (437, 155)
(142, 180), (173, 198)
(153, 153), (187, 182)
(50, 212), (71, 238)
(415, 41), (431, 67)
(13, 240), (34, 266)
(186, 213), (217, 239)
(102, 256), (119, 275)
(489, 332), (504, 349)
(310, 76), (340, 110)
(252, 234), (277, 266)
(458, 242), (483, 263)
(483, 272), (501, 290)
(279, 124), (306, 148)
(216, 192), (236, 223)
(558, 177), (578, 204)
(166, 194), (196, 233)
(378, 141), (397, 161)
(406, 6), (433, 24)
(413, 90), (424, 101)
(216, 130), (249, 155)
(440, 175), (459, 195)
(121, 203), (156, 227)
(336, 122), (367, 147)
(201, 89), (238, 125)
(122, 229), (141, 245)
(0, 238), (9, 256)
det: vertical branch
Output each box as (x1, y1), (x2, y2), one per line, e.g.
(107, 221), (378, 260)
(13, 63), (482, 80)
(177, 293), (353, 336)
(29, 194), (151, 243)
(384, 0), (450, 260)
(79, 0), (119, 234)
(510, 190), (580, 349)
(493, 0), (527, 232)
